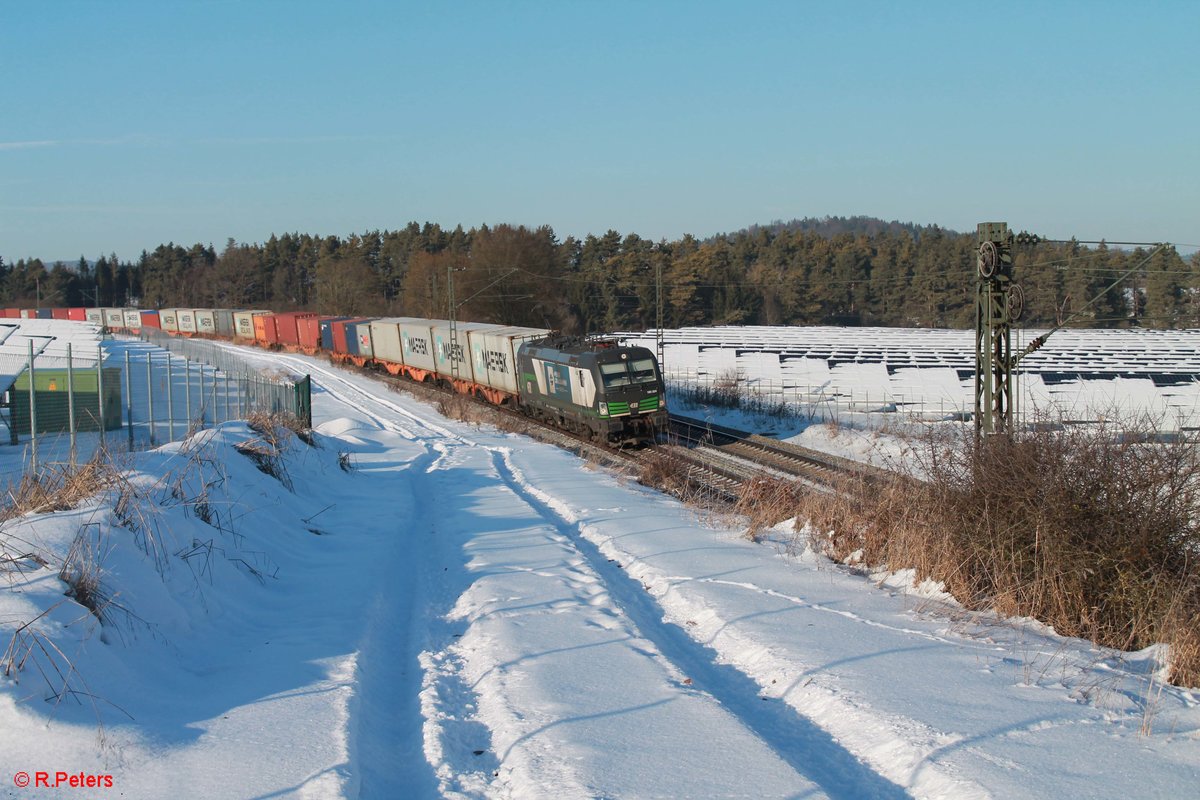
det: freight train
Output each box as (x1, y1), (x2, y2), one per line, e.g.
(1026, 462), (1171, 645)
(0, 306), (667, 445)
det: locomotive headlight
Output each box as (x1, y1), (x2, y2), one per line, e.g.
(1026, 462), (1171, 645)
(599, 402), (608, 416)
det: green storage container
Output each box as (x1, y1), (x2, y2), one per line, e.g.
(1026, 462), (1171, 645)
(10, 367), (123, 435)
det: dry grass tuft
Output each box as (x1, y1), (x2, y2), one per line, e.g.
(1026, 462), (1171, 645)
(247, 410), (314, 447)
(237, 412), (304, 490)
(637, 450), (694, 497)
(58, 526), (112, 623)
(733, 476), (807, 541)
(0, 451), (119, 525)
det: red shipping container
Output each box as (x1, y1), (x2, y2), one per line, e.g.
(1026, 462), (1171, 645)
(273, 313), (297, 345)
(265, 315), (282, 344)
(67, 307), (87, 321)
(331, 317), (370, 354)
(140, 310), (161, 329)
(51, 308), (70, 320)
(1, 308), (18, 318)
(297, 315), (332, 351)
(273, 311), (317, 346)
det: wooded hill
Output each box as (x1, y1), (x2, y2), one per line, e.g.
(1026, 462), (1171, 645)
(4, 217), (1197, 333)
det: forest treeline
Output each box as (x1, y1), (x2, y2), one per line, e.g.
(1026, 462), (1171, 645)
(3, 217), (1198, 332)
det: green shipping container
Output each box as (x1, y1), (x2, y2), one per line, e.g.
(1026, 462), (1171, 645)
(10, 367), (123, 435)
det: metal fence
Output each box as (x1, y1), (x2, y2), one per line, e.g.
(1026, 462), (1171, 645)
(664, 374), (970, 426)
(4, 332), (311, 473)
(137, 328), (311, 430)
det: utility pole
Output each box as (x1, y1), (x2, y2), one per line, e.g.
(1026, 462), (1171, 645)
(655, 257), (665, 374)
(974, 222), (1023, 437)
(447, 264), (460, 380)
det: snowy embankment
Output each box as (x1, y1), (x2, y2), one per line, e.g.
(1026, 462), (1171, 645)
(1, 347), (1198, 798)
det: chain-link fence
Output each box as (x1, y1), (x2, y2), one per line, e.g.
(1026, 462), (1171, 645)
(3, 331), (311, 474)
(137, 328), (311, 429)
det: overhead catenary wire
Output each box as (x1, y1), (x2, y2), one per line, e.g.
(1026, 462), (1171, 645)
(1018, 244), (1169, 362)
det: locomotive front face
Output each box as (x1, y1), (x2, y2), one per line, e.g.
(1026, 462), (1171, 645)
(595, 350), (665, 424)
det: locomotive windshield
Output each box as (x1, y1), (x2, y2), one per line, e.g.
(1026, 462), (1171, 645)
(599, 358), (658, 389)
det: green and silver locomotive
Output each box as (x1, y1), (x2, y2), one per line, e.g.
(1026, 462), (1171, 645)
(516, 336), (667, 445)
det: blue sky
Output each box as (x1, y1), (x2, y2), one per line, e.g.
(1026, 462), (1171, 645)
(3, 0), (1197, 262)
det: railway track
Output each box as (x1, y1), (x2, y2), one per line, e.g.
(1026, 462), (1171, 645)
(666, 415), (883, 488)
(333, 359), (877, 502)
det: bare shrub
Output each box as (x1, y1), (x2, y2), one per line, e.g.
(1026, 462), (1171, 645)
(670, 373), (796, 419)
(435, 393), (475, 423)
(804, 419), (1200, 687)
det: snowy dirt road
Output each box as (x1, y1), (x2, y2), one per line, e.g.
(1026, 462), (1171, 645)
(258, 351), (1200, 799)
(2, 348), (1198, 799)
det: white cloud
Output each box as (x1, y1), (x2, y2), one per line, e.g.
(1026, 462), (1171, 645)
(0, 140), (57, 151)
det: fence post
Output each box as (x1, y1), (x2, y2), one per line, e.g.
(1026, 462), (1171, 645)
(96, 343), (106, 451)
(146, 354), (155, 446)
(210, 367), (218, 424)
(224, 372), (231, 424)
(126, 349), (133, 450)
(28, 340), (38, 473)
(167, 356), (175, 441)
(299, 375), (312, 427)
(67, 342), (76, 465)
(184, 359), (193, 434)
(199, 365), (207, 427)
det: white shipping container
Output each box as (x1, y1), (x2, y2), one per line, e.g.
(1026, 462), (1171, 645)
(192, 308), (217, 334)
(122, 309), (142, 330)
(469, 326), (549, 395)
(430, 321), (495, 383)
(85, 308), (104, 325)
(103, 308), (125, 329)
(160, 308), (179, 332)
(177, 309), (197, 333)
(232, 311), (259, 338)
(398, 319), (440, 373)
(349, 320), (375, 359)
(366, 317), (414, 367)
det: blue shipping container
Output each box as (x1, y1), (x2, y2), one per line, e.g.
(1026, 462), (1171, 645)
(320, 317), (351, 352)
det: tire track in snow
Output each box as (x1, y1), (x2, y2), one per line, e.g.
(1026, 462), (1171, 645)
(488, 447), (910, 800)
(292, 365), (505, 796)
(504, 461), (990, 800)
(686, 578), (970, 648)
(350, 444), (444, 799)
(226, 348), (479, 795)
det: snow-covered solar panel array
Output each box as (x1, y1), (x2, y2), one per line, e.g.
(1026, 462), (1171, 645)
(616, 326), (1200, 427)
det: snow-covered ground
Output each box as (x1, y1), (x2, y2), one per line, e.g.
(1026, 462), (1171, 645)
(2, 345), (1198, 798)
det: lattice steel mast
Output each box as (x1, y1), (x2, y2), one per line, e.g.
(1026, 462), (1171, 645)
(974, 222), (1024, 436)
